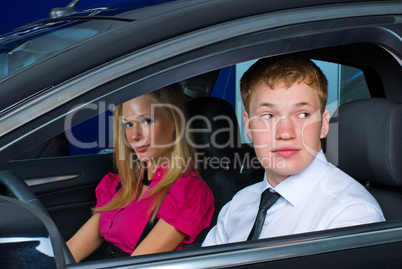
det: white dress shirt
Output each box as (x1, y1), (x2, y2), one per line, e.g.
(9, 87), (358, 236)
(202, 151), (385, 246)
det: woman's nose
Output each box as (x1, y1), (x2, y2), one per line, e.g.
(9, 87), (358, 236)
(275, 116), (296, 140)
(127, 123), (143, 142)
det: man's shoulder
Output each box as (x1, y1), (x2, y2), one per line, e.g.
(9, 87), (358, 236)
(220, 181), (264, 217)
(321, 163), (359, 187)
(319, 164), (377, 203)
(232, 181), (263, 200)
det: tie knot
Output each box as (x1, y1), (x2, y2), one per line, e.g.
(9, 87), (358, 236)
(259, 188), (281, 210)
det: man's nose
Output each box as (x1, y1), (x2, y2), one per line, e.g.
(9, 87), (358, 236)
(275, 116), (296, 140)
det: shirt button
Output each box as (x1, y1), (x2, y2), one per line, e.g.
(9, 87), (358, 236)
(264, 221), (269, 226)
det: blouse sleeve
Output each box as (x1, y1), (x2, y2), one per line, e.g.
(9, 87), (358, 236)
(95, 173), (121, 208)
(157, 173), (215, 244)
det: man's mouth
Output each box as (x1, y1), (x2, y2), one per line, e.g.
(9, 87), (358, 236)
(272, 147), (300, 158)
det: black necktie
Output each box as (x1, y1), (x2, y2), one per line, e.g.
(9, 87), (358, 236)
(247, 188), (281, 241)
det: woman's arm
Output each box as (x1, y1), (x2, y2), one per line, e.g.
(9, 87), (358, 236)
(131, 219), (186, 256)
(66, 213), (104, 262)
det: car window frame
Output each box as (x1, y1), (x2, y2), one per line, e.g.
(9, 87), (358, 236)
(46, 39), (402, 269)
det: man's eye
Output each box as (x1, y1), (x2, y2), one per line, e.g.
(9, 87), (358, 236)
(261, 114), (274, 119)
(297, 112), (310, 119)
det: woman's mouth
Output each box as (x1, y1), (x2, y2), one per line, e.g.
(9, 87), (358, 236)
(135, 145), (149, 153)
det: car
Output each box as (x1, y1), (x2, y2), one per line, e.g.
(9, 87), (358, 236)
(0, 0), (401, 268)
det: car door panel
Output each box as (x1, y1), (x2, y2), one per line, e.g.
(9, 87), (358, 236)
(0, 153), (114, 240)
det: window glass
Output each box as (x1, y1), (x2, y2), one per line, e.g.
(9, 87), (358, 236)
(0, 19), (127, 80)
(14, 110), (114, 160)
(339, 65), (370, 104)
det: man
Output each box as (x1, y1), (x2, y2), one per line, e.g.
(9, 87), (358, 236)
(202, 55), (384, 246)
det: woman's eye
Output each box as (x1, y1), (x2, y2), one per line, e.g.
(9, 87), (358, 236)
(124, 122), (133, 128)
(142, 119), (153, 125)
(297, 112), (310, 119)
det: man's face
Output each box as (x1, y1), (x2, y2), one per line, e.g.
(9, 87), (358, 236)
(244, 81), (329, 187)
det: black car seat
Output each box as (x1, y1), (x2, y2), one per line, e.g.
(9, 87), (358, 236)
(187, 97), (242, 214)
(185, 97), (263, 248)
(326, 98), (402, 221)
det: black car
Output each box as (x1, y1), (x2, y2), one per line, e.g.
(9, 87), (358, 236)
(0, 0), (401, 268)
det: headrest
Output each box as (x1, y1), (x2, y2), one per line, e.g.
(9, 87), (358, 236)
(326, 98), (402, 186)
(187, 97), (241, 169)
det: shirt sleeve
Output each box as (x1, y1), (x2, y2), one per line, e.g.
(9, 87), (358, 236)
(157, 175), (215, 244)
(326, 202), (386, 229)
(202, 201), (231, 246)
(95, 173), (121, 208)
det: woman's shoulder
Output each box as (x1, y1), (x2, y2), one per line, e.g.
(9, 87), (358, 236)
(173, 170), (210, 192)
(97, 172), (121, 190)
(159, 169), (214, 215)
(157, 170), (215, 244)
(95, 173), (121, 206)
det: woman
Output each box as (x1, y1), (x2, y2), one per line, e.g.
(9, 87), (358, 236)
(66, 84), (214, 262)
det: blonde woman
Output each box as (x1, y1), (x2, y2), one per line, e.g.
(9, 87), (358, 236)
(67, 84), (214, 262)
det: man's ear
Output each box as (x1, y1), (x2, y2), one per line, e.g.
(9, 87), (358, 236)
(320, 109), (330, 139)
(243, 110), (253, 141)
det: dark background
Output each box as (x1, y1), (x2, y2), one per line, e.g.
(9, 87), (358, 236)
(2, 1), (95, 35)
(1, 0), (165, 36)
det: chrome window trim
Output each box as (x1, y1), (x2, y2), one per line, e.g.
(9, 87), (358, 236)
(87, 225), (402, 269)
(24, 174), (81, 186)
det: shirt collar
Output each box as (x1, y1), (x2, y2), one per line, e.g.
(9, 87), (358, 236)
(142, 164), (168, 186)
(262, 150), (329, 206)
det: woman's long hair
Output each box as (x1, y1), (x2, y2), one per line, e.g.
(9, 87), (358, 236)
(95, 84), (198, 222)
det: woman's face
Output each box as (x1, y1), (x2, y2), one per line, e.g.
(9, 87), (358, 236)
(122, 94), (175, 168)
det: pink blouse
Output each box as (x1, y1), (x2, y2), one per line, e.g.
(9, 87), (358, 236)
(95, 166), (214, 254)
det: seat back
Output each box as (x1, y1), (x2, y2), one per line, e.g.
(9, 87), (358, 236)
(185, 97), (263, 248)
(326, 98), (402, 220)
(187, 97), (241, 213)
(187, 96), (241, 168)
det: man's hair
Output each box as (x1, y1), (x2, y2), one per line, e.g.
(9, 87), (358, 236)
(240, 55), (328, 114)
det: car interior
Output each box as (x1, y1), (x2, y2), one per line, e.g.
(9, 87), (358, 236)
(326, 98), (402, 221)
(0, 40), (402, 264)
